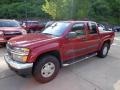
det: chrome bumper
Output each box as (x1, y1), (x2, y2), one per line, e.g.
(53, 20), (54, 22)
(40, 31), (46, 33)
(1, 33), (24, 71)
(4, 54), (33, 70)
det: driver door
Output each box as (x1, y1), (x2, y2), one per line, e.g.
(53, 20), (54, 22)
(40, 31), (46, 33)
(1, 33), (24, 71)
(61, 23), (89, 61)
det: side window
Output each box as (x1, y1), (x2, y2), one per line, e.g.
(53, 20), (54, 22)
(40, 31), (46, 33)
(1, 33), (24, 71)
(71, 23), (85, 36)
(89, 23), (97, 34)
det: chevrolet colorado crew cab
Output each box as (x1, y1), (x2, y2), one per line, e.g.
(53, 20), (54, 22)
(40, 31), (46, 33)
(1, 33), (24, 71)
(4, 21), (115, 83)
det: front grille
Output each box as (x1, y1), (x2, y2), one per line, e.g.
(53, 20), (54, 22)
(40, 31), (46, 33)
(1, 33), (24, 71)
(6, 44), (13, 59)
(4, 31), (22, 36)
(6, 43), (13, 50)
(8, 50), (12, 58)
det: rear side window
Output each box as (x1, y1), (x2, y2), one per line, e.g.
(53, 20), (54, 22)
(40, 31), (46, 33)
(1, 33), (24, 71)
(88, 23), (97, 34)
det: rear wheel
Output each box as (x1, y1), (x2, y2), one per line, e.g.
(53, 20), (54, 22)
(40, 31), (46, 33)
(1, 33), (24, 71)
(97, 43), (110, 58)
(33, 55), (60, 83)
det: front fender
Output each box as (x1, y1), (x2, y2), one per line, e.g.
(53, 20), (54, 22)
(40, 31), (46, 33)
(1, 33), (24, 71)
(27, 43), (60, 63)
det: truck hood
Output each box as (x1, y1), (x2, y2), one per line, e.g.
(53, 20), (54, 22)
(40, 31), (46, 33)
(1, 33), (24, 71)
(8, 33), (59, 47)
(0, 27), (23, 31)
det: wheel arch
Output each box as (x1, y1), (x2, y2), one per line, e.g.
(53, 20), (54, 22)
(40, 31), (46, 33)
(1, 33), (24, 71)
(103, 39), (111, 49)
(34, 50), (62, 68)
(99, 39), (111, 51)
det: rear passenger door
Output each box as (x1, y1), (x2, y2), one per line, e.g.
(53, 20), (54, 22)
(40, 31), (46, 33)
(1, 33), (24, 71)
(87, 22), (100, 52)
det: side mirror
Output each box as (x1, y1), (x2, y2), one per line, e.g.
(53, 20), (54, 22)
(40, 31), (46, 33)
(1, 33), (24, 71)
(66, 32), (77, 38)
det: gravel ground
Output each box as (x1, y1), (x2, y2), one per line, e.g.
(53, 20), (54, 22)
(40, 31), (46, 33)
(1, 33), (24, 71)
(0, 33), (120, 90)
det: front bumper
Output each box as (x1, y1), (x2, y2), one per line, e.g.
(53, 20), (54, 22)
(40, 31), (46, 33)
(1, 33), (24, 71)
(4, 54), (33, 75)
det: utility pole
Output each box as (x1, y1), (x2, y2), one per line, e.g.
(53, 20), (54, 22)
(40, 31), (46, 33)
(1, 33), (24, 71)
(24, 0), (28, 21)
(70, 0), (74, 19)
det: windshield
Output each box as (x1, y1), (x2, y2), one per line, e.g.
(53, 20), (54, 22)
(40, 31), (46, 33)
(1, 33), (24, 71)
(42, 22), (70, 36)
(0, 20), (20, 27)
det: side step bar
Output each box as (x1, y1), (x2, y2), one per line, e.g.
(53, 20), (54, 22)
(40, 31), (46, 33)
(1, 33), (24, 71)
(62, 53), (97, 67)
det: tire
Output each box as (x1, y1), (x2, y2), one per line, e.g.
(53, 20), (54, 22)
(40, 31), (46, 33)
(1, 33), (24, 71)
(97, 43), (110, 58)
(33, 55), (60, 83)
(0, 43), (6, 48)
(28, 29), (34, 33)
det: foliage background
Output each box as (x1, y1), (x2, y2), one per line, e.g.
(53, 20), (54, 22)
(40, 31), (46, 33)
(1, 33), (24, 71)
(0, 0), (119, 25)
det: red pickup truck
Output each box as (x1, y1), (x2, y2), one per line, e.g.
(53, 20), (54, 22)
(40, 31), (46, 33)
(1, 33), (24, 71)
(0, 19), (27, 45)
(22, 21), (45, 33)
(4, 21), (115, 83)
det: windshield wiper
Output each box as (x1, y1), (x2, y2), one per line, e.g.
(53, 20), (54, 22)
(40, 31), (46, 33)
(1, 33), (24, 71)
(51, 23), (57, 28)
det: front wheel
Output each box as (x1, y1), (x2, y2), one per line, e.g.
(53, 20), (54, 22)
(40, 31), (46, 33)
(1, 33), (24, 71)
(97, 43), (110, 58)
(33, 55), (60, 83)
(0, 43), (6, 48)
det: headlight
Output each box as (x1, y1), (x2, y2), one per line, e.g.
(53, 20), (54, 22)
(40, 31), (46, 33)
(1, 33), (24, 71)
(12, 54), (28, 63)
(12, 47), (30, 62)
(0, 31), (3, 35)
(13, 47), (29, 55)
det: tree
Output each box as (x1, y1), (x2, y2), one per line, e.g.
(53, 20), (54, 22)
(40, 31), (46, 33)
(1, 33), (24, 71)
(88, 0), (110, 20)
(42, 0), (72, 20)
(0, 0), (49, 19)
(0, 0), (119, 24)
(89, 0), (120, 24)
(42, 0), (57, 19)
(42, 0), (91, 20)
(105, 0), (120, 24)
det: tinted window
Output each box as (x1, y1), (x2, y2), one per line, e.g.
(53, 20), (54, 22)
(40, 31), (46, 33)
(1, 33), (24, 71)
(0, 20), (20, 27)
(71, 23), (85, 36)
(89, 23), (97, 34)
